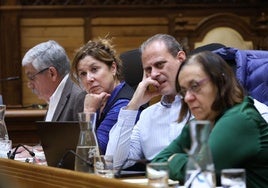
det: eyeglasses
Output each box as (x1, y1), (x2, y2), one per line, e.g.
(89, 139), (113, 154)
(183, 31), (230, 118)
(179, 78), (209, 98)
(28, 67), (49, 81)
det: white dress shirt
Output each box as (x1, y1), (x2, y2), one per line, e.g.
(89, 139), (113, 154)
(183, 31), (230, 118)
(45, 74), (68, 121)
(254, 99), (268, 123)
(106, 95), (188, 169)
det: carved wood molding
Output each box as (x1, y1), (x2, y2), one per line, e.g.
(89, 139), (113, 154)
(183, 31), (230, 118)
(1, 0), (267, 6)
(191, 13), (256, 42)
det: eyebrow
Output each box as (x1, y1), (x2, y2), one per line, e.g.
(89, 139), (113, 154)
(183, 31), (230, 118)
(78, 63), (95, 70)
(181, 79), (196, 86)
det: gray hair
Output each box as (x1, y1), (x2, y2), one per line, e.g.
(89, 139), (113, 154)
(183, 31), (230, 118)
(140, 34), (183, 57)
(22, 40), (70, 77)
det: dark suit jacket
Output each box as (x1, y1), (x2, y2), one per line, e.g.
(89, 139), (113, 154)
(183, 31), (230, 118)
(50, 75), (86, 121)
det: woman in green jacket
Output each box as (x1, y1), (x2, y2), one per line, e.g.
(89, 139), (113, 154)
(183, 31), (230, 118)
(152, 51), (268, 188)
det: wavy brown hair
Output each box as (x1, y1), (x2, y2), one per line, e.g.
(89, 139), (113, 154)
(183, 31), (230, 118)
(71, 37), (123, 86)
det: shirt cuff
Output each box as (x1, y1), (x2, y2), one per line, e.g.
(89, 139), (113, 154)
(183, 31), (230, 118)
(118, 106), (139, 126)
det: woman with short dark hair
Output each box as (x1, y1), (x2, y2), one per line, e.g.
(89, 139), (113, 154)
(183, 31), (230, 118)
(152, 51), (268, 188)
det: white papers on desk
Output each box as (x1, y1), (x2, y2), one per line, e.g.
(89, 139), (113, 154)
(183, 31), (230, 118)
(122, 179), (223, 188)
(122, 178), (179, 186)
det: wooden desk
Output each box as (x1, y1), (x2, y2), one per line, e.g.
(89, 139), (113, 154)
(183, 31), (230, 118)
(5, 109), (46, 146)
(0, 158), (148, 188)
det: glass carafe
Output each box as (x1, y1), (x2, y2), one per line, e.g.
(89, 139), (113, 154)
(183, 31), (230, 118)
(0, 105), (9, 140)
(184, 120), (216, 188)
(75, 112), (99, 173)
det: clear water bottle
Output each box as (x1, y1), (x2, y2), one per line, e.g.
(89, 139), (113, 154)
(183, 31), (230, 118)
(184, 120), (216, 188)
(0, 105), (9, 140)
(74, 112), (99, 173)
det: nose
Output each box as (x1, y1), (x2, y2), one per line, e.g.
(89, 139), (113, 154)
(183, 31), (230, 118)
(150, 68), (160, 79)
(184, 90), (195, 102)
(86, 72), (94, 82)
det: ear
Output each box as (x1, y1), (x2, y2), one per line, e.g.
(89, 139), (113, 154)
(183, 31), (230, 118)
(111, 62), (117, 76)
(176, 50), (186, 62)
(48, 66), (58, 81)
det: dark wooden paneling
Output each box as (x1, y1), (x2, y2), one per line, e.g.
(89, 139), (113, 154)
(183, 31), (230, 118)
(5, 109), (46, 146)
(0, 1), (267, 106)
(0, 10), (22, 105)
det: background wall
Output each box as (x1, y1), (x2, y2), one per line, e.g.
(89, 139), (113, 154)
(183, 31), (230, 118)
(195, 27), (253, 49)
(0, 0), (268, 106)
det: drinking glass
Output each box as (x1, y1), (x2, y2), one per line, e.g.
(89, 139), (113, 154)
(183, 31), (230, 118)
(0, 139), (12, 158)
(147, 162), (169, 188)
(94, 155), (114, 178)
(221, 168), (246, 188)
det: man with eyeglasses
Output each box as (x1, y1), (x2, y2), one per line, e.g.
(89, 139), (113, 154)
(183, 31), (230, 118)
(22, 40), (85, 121)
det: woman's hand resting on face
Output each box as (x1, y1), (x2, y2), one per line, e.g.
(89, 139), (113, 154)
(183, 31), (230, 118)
(84, 92), (111, 113)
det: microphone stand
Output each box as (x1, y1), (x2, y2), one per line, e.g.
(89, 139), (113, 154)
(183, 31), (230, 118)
(8, 144), (35, 160)
(57, 149), (92, 168)
(0, 76), (20, 82)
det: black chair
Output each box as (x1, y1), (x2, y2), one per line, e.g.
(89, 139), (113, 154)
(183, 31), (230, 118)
(119, 48), (148, 171)
(120, 48), (143, 91)
(120, 48), (149, 110)
(189, 43), (226, 55)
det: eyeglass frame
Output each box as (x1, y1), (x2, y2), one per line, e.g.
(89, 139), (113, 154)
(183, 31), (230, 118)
(178, 78), (209, 99)
(28, 67), (49, 81)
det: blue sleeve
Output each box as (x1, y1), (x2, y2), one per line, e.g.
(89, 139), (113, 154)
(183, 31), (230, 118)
(96, 99), (130, 154)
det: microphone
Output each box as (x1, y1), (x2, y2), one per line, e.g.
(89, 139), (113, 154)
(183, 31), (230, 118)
(6, 104), (48, 109)
(8, 144), (35, 160)
(114, 158), (149, 178)
(20, 104), (47, 109)
(57, 149), (92, 168)
(0, 76), (20, 82)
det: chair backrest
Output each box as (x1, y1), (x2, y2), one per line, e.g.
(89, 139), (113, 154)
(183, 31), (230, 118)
(120, 48), (152, 108)
(120, 48), (143, 90)
(189, 43), (226, 55)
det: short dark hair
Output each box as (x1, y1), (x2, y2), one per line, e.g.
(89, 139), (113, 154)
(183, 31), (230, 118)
(140, 34), (183, 58)
(176, 51), (244, 122)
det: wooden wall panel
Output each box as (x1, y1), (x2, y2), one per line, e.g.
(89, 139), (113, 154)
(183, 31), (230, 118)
(91, 17), (169, 54)
(1, 2), (266, 106)
(91, 17), (168, 25)
(20, 18), (85, 106)
(19, 17), (169, 105)
(90, 17), (169, 104)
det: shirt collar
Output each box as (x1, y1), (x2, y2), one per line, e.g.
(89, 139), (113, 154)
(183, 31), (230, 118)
(160, 95), (181, 108)
(49, 74), (69, 103)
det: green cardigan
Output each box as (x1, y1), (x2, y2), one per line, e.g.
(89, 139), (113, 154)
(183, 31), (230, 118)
(152, 97), (268, 188)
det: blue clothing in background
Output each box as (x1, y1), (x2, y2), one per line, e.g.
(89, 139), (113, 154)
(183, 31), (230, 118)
(214, 47), (268, 106)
